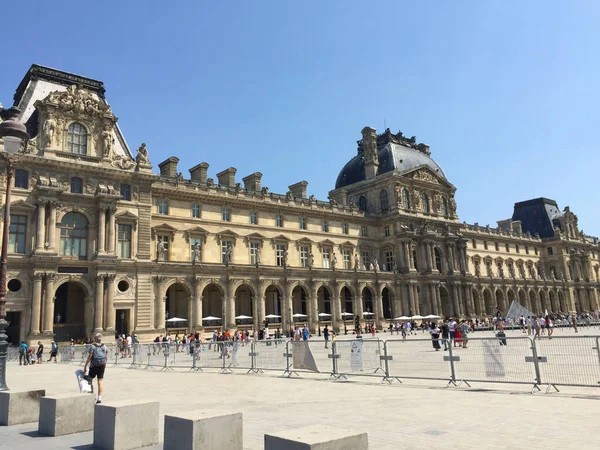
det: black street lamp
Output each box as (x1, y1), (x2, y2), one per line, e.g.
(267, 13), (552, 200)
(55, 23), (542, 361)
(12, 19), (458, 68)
(317, 307), (321, 337)
(165, 311), (169, 334)
(0, 106), (30, 391)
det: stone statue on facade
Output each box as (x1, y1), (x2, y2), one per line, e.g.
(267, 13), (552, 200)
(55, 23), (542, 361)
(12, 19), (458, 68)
(225, 246), (233, 266)
(136, 143), (150, 164)
(43, 118), (56, 148)
(308, 252), (315, 269)
(331, 253), (337, 270)
(255, 247), (261, 267)
(373, 257), (379, 273)
(156, 240), (165, 261)
(192, 242), (201, 264)
(354, 253), (359, 272)
(101, 125), (114, 158)
(282, 249), (288, 268)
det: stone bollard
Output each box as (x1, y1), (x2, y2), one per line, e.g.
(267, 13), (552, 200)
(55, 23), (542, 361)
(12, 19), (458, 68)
(164, 411), (243, 450)
(264, 425), (368, 450)
(94, 400), (160, 450)
(39, 394), (95, 436)
(0, 389), (45, 426)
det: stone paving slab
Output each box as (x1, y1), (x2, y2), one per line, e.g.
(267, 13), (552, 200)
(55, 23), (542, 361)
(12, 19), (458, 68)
(1, 358), (599, 450)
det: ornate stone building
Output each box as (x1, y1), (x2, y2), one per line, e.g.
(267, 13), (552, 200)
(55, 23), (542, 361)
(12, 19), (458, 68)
(1, 65), (599, 343)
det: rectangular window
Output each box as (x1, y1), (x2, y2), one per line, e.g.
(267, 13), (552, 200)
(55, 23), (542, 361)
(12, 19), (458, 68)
(361, 251), (370, 268)
(483, 240), (488, 250)
(385, 251), (394, 270)
(157, 235), (169, 261)
(275, 244), (285, 267)
(472, 239), (477, 249)
(525, 245), (529, 254)
(322, 221), (329, 232)
(250, 211), (258, 225)
(516, 245), (520, 254)
(342, 223), (349, 235)
(190, 238), (202, 262)
(300, 246), (309, 267)
(535, 247), (538, 255)
(8, 214), (27, 254)
(505, 243), (510, 252)
(360, 225), (368, 237)
(71, 177), (83, 194)
(221, 240), (232, 263)
(117, 224), (132, 258)
(384, 225), (391, 237)
(343, 249), (351, 269)
(14, 169), (28, 189)
(299, 217), (306, 230)
(495, 242), (499, 251)
(250, 242), (259, 265)
(191, 204), (201, 218)
(120, 184), (131, 201)
(547, 247), (553, 256)
(322, 248), (331, 269)
(222, 207), (230, 221)
(158, 199), (168, 215)
(276, 215), (283, 227)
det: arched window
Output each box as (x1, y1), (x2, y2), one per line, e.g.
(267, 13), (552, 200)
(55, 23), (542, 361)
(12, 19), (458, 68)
(422, 193), (430, 213)
(67, 123), (88, 154)
(379, 189), (389, 213)
(441, 197), (448, 218)
(402, 189), (410, 211)
(358, 196), (367, 212)
(60, 212), (88, 258)
(434, 247), (442, 272)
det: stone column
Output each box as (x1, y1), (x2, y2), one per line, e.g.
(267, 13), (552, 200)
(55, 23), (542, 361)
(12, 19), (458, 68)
(97, 206), (106, 254)
(83, 296), (94, 337)
(588, 288), (598, 311)
(409, 242), (416, 271)
(152, 277), (166, 331)
(94, 275), (105, 332)
(35, 201), (46, 252)
(282, 284), (292, 335)
(255, 283), (265, 331)
(331, 283), (341, 333)
(407, 282), (416, 315)
(373, 287), (383, 329)
(424, 242), (432, 272)
(107, 206), (117, 254)
(47, 202), (57, 252)
(226, 282), (235, 331)
(193, 278), (202, 329)
(451, 283), (461, 316)
(104, 274), (116, 331)
(42, 273), (56, 334)
(30, 273), (44, 334)
(309, 284), (318, 334)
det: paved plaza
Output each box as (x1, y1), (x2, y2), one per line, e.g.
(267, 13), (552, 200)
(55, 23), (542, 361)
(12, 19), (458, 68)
(2, 327), (600, 449)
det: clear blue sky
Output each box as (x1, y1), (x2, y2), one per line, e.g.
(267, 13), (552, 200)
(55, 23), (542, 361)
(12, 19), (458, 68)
(2, 1), (599, 235)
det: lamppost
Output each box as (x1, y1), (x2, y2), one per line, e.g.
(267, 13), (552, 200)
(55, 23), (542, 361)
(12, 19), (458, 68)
(343, 308), (348, 335)
(317, 307), (321, 337)
(0, 106), (30, 391)
(165, 311), (169, 335)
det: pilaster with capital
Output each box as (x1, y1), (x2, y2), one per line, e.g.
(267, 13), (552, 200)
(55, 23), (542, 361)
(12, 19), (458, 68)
(42, 273), (57, 334)
(330, 280), (341, 333)
(308, 282), (318, 334)
(35, 200), (47, 252)
(373, 284), (384, 329)
(224, 278), (235, 331)
(152, 276), (166, 330)
(282, 282), (293, 334)
(97, 206), (107, 255)
(107, 206), (117, 254)
(192, 277), (202, 329)
(94, 274), (105, 332)
(47, 201), (59, 251)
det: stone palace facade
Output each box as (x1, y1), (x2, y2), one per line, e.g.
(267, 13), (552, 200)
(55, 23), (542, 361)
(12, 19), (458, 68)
(1, 65), (599, 343)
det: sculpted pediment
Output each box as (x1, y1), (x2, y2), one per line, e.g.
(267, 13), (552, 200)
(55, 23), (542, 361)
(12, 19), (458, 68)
(403, 165), (453, 188)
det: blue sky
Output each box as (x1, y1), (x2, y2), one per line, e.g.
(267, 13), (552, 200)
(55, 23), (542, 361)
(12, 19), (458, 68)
(2, 1), (599, 235)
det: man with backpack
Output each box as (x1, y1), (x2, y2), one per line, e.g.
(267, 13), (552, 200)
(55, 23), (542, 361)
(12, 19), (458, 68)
(84, 333), (107, 404)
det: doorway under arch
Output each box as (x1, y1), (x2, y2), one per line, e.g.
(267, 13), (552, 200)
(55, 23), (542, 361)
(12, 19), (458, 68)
(341, 286), (353, 315)
(234, 284), (254, 318)
(264, 285), (282, 323)
(291, 285), (308, 317)
(483, 289), (494, 316)
(317, 286), (332, 315)
(202, 283), (224, 325)
(361, 287), (374, 317)
(382, 287), (393, 319)
(495, 289), (505, 314)
(53, 282), (87, 341)
(549, 290), (557, 312)
(439, 286), (452, 318)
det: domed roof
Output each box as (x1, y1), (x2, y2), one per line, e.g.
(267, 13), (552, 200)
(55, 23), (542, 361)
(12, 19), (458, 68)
(334, 130), (446, 189)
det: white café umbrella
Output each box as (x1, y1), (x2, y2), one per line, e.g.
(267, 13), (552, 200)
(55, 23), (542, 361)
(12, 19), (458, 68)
(411, 314), (424, 320)
(363, 312), (375, 316)
(202, 316), (221, 321)
(292, 313), (308, 318)
(341, 312), (354, 317)
(423, 314), (441, 319)
(235, 315), (252, 320)
(318, 313), (332, 318)
(264, 314), (281, 319)
(166, 317), (187, 323)
(394, 316), (410, 320)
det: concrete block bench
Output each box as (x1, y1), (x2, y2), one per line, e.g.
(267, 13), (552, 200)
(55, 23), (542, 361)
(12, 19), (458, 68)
(164, 410), (243, 450)
(39, 393), (95, 436)
(0, 389), (45, 426)
(93, 400), (159, 450)
(264, 425), (368, 450)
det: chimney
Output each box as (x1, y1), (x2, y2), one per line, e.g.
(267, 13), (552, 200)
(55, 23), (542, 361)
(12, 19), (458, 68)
(242, 172), (262, 191)
(189, 162), (209, 183)
(362, 126), (378, 180)
(288, 181), (308, 199)
(217, 167), (237, 188)
(158, 157), (179, 178)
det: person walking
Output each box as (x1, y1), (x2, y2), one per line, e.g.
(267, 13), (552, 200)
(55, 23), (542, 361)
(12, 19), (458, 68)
(36, 341), (44, 364)
(302, 325), (309, 341)
(48, 340), (58, 363)
(323, 325), (330, 348)
(84, 333), (107, 404)
(19, 341), (28, 366)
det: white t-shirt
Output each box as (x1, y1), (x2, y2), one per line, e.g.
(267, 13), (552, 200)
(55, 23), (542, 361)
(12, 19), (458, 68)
(126, 336), (132, 345)
(449, 321), (456, 331)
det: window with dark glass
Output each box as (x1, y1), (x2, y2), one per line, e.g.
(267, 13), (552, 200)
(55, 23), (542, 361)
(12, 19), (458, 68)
(158, 199), (168, 215)
(191, 204), (200, 218)
(120, 184), (131, 201)
(321, 221), (329, 232)
(8, 215), (27, 254)
(358, 196), (367, 212)
(379, 190), (389, 212)
(71, 177), (83, 194)
(59, 212), (88, 258)
(299, 217), (306, 230)
(276, 214), (283, 227)
(441, 197), (448, 217)
(67, 123), (88, 154)
(222, 207), (230, 221)
(402, 189), (410, 210)
(434, 247), (442, 272)
(117, 224), (132, 258)
(14, 169), (28, 189)
(250, 211), (258, 225)
(342, 223), (349, 235)
(422, 193), (430, 213)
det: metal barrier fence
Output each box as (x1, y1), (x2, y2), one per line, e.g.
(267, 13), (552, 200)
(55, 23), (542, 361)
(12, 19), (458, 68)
(34, 335), (600, 392)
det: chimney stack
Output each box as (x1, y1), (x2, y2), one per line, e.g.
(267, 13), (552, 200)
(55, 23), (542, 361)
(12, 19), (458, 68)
(189, 162), (209, 183)
(242, 172), (262, 191)
(158, 157), (179, 178)
(217, 167), (237, 188)
(288, 181), (308, 199)
(362, 126), (379, 180)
